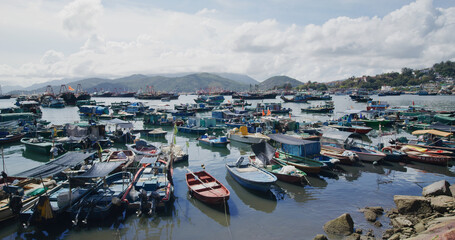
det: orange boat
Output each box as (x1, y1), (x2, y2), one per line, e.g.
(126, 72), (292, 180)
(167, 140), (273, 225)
(185, 171), (230, 205)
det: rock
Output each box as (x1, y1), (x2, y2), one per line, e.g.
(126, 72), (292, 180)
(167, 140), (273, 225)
(422, 180), (451, 197)
(366, 206), (384, 215)
(391, 216), (413, 228)
(363, 209), (377, 222)
(389, 233), (401, 240)
(373, 221), (382, 227)
(382, 229), (394, 239)
(414, 221), (426, 233)
(312, 234), (328, 240)
(323, 213), (354, 236)
(449, 184), (455, 197)
(394, 195), (432, 214)
(430, 195), (455, 213)
(344, 233), (360, 240)
(365, 229), (374, 237)
(359, 236), (375, 240)
(355, 228), (363, 234)
(442, 228), (455, 240)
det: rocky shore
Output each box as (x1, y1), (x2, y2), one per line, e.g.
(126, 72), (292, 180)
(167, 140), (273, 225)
(314, 180), (455, 240)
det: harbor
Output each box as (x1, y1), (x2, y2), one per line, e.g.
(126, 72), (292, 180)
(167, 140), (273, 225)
(0, 93), (454, 239)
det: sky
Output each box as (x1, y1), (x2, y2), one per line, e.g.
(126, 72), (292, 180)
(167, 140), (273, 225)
(0, 0), (454, 87)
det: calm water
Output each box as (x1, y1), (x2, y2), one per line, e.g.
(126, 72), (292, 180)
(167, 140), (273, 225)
(1, 95), (455, 240)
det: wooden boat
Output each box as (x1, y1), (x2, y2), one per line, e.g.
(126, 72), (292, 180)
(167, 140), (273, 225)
(123, 157), (173, 215)
(147, 128), (167, 138)
(0, 177), (58, 223)
(161, 144), (188, 163)
(249, 153), (307, 185)
(301, 101), (334, 113)
(320, 148), (358, 165)
(389, 145), (453, 165)
(185, 170), (230, 205)
(126, 140), (161, 157)
(104, 150), (137, 171)
(227, 126), (270, 144)
(225, 157), (277, 192)
(273, 151), (325, 174)
(328, 124), (372, 134)
(197, 135), (230, 147)
(0, 133), (25, 144)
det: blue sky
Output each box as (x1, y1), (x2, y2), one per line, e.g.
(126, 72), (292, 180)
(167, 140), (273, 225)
(0, 0), (454, 86)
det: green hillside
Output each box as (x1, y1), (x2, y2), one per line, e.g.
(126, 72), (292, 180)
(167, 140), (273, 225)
(258, 76), (303, 90)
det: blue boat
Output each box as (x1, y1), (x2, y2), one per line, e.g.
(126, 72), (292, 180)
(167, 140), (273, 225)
(178, 117), (208, 134)
(197, 134), (230, 147)
(69, 169), (133, 226)
(225, 157), (277, 192)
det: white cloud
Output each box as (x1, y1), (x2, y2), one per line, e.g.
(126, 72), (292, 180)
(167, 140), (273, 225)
(59, 0), (103, 37)
(0, 0), (455, 87)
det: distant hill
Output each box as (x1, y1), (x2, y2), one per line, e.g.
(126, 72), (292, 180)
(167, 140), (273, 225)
(258, 76), (303, 90)
(214, 73), (259, 85)
(9, 73), (252, 94)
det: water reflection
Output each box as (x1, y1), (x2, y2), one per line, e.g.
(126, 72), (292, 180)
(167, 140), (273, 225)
(228, 141), (253, 155)
(22, 149), (52, 162)
(335, 162), (386, 181)
(197, 142), (231, 156)
(187, 193), (231, 227)
(403, 162), (455, 177)
(225, 173), (277, 213)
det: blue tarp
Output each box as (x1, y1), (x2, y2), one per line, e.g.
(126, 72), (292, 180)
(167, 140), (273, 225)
(268, 134), (321, 156)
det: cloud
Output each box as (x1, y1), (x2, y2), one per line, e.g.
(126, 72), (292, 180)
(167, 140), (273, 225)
(1, 0), (455, 87)
(59, 0), (103, 37)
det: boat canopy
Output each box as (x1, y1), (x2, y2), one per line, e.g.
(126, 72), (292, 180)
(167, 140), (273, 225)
(428, 123), (455, 133)
(269, 133), (320, 156)
(14, 152), (95, 178)
(322, 130), (362, 143)
(411, 129), (452, 137)
(251, 141), (276, 165)
(72, 162), (123, 179)
(102, 118), (134, 129)
(140, 157), (158, 164)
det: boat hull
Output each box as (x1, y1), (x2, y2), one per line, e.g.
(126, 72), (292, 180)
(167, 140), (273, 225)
(186, 171), (230, 205)
(225, 164), (276, 192)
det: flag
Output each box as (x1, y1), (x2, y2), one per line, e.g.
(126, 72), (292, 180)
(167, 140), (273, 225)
(186, 141), (189, 148)
(289, 113), (292, 118)
(262, 110), (265, 116)
(267, 109), (271, 116)
(173, 123), (178, 135)
(412, 101), (415, 106)
(68, 85), (74, 91)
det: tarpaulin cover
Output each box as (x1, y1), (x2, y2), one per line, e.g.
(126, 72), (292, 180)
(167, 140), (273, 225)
(14, 152), (95, 178)
(269, 134), (316, 146)
(428, 122), (455, 133)
(65, 124), (88, 137)
(321, 130), (361, 142)
(72, 161), (123, 178)
(102, 118), (133, 129)
(140, 157), (158, 164)
(412, 129), (453, 137)
(251, 141), (276, 165)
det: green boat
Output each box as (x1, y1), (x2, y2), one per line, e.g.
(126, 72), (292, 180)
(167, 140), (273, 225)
(21, 138), (61, 155)
(274, 150), (326, 174)
(358, 118), (393, 128)
(434, 114), (455, 125)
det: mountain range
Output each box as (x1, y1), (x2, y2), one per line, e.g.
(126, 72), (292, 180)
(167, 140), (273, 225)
(7, 72), (303, 94)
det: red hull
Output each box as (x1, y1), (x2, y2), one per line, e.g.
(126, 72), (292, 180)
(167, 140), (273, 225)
(186, 171), (230, 205)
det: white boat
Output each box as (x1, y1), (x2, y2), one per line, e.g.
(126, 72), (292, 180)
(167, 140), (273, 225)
(227, 126), (270, 144)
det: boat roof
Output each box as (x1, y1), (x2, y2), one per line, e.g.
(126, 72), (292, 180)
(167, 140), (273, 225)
(268, 133), (317, 145)
(428, 122), (455, 133)
(140, 157), (158, 164)
(411, 129), (453, 137)
(72, 162), (123, 179)
(322, 130), (362, 142)
(14, 152), (95, 178)
(102, 118), (134, 128)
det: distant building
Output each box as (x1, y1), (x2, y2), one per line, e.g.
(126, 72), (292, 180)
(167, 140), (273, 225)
(381, 86), (392, 92)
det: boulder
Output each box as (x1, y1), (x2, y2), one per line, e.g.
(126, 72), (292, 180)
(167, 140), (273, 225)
(414, 221), (426, 233)
(366, 206), (384, 215)
(391, 216), (413, 228)
(363, 209), (377, 222)
(422, 180), (451, 197)
(373, 221), (382, 227)
(394, 195), (432, 214)
(450, 184), (455, 197)
(344, 233), (360, 240)
(323, 213), (354, 236)
(430, 195), (455, 213)
(312, 234), (328, 240)
(442, 228), (455, 240)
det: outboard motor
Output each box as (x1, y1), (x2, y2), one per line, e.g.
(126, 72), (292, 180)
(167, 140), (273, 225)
(148, 191), (161, 215)
(139, 189), (149, 216)
(9, 194), (22, 215)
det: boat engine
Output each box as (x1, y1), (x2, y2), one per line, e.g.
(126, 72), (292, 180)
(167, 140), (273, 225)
(149, 191), (161, 215)
(9, 194), (22, 215)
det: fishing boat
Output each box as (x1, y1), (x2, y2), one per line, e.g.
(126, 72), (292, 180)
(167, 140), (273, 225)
(123, 157), (173, 215)
(353, 95), (372, 102)
(320, 148), (358, 165)
(178, 117), (208, 134)
(126, 140), (161, 157)
(321, 131), (386, 163)
(366, 100), (389, 111)
(21, 137), (64, 155)
(225, 157), (277, 192)
(301, 101), (334, 113)
(104, 150), (137, 171)
(407, 129), (455, 155)
(147, 128), (167, 138)
(0, 132), (25, 144)
(197, 134), (230, 147)
(227, 126), (270, 144)
(69, 169), (132, 226)
(250, 142), (307, 184)
(280, 94), (308, 103)
(161, 144), (188, 163)
(185, 170), (230, 205)
(328, 124), (373, 134)
(388, 145), (453, 166)
(268, 134), (327, 174)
